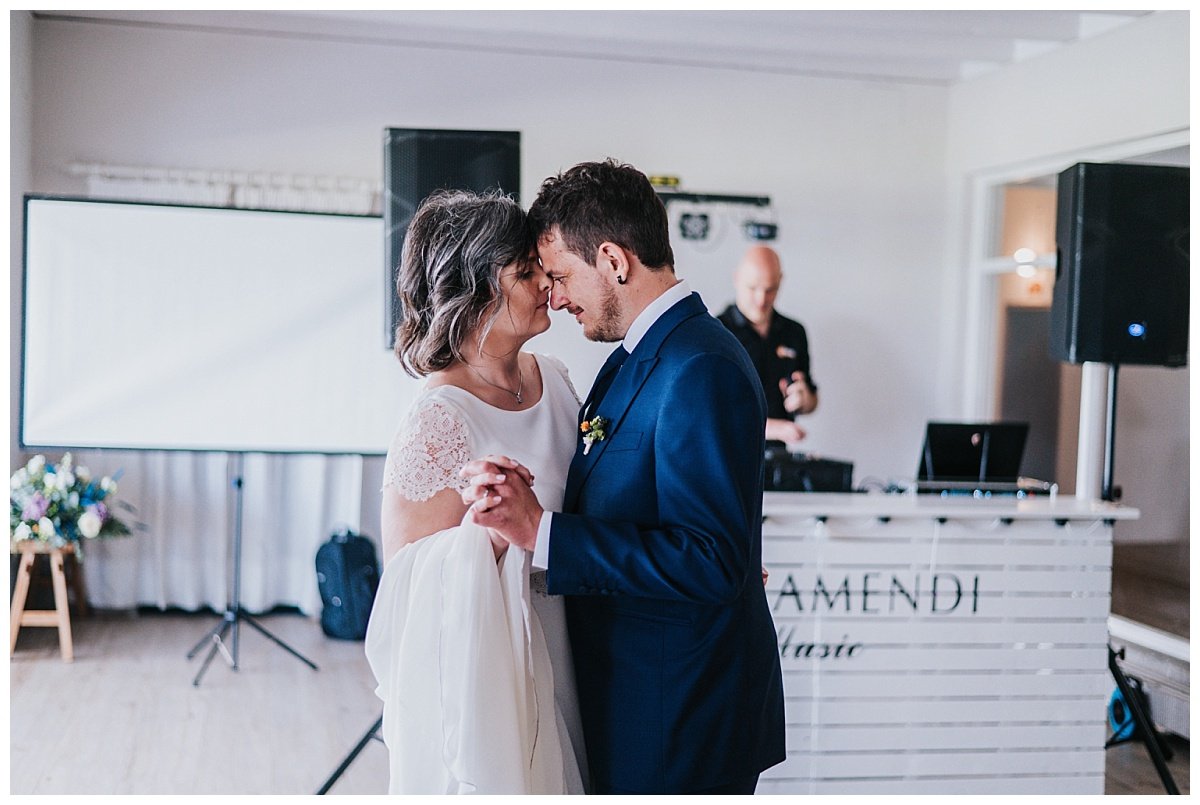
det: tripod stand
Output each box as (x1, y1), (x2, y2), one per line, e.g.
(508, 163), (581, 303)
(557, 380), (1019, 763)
(186, 454), (319, 686)
(1106, 644), (1179, 794)
(316, 713), (384, 794)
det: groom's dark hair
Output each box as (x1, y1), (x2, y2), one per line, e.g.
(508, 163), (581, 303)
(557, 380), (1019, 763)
(528, 159), (674, 271)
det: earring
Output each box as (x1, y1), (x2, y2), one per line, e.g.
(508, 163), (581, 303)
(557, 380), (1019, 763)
(616, 275), (627, 285)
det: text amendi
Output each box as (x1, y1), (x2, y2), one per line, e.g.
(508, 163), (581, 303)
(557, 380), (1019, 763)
(771, 572), (982, 615)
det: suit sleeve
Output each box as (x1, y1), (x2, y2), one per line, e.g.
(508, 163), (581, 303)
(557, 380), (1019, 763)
(547, 351), (765, 605)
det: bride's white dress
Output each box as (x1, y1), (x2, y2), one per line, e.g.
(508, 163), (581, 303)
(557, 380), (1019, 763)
(364, 353), (587, 794)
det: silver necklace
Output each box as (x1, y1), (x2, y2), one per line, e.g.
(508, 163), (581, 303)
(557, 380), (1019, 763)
(469, 361), (524, 404)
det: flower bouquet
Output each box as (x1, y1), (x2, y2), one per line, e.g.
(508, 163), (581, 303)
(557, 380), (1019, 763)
(10, 453), (131, 552)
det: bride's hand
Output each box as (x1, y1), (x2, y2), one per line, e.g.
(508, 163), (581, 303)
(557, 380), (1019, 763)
(460, 461), (543, 552)
(459, 455), (534, 489)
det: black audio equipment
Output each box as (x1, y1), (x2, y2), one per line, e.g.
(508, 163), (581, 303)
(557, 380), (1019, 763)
(384, 128), (520, 347)
(1051, 162), (1189, 366)
(764, 444), (854, 492)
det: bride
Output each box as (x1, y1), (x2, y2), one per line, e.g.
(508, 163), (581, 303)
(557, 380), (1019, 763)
(364, 189), (587, 794)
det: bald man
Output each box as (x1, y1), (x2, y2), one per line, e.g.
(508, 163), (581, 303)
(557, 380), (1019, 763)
(718, 246), (818, 443)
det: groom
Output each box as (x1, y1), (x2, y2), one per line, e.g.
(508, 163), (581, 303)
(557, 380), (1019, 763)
(463, 159), (784, 794)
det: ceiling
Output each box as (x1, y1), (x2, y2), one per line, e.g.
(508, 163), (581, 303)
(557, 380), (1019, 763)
(36, 9), (1155, 86)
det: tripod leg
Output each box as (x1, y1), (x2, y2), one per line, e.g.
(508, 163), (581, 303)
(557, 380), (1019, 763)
(186, 613), (231, 659)
(231, 607), (240, 671)
(192, 619), (232, 687)
(1109, 646), (1180, 794)
(317, 715), (384, 795)
(239, 609), (319, 671)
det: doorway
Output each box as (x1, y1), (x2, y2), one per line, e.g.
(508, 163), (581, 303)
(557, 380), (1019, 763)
(979, 143), (1191, 632)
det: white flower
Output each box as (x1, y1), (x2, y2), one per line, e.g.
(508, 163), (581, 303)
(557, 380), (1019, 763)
(60, 453), (73, 471)
(13, 522), (32, 541)
(68, 491), (80, 509)
(101, 477), (117, 495)
(26, 455), (45, 474)
(76, 466), (91, 484)
(11, 469), (28, 489)
(78, 511), (102, 539)
(37, 517), (56, 537)
(56, 471), (75, 491)
(43, 471), (57, 489)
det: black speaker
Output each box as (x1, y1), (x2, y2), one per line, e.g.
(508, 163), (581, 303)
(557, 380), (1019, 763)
(384, 128), (521, 347)
(1050, 162), (1189, 366)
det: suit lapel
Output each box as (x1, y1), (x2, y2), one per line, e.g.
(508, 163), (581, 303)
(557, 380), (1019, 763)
(564, 353), (659, 509)
(579, 345), (628, 421)
(563, 292), (709, 511)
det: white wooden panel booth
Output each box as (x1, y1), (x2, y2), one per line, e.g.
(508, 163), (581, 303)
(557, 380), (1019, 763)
(757, 492), (1136, 795)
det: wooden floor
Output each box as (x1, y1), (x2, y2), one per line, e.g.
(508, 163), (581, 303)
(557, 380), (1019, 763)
(1105, 733), (1190, 796)
(10, 610), (389, 795)
(8, 610), (1190, 795)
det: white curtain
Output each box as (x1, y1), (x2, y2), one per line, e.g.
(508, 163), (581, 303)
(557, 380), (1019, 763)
(68, 171), (381, 614)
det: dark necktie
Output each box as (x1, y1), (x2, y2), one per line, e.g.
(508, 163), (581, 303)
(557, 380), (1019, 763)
(584, 345), (629, 417)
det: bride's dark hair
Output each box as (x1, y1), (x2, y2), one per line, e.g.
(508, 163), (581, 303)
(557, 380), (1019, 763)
(394, 189), (529, 377)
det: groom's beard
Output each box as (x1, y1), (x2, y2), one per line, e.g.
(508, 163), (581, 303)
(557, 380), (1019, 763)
(583, 284), (625, 343)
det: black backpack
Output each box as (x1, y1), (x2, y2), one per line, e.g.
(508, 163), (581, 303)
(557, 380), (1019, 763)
(315, 528), (381, 640)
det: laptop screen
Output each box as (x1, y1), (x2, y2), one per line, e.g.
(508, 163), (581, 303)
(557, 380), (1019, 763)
(917, 422), (1029, 483)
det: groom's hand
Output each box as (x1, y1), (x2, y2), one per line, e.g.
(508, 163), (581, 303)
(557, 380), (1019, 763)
(459, 456), (542, 551)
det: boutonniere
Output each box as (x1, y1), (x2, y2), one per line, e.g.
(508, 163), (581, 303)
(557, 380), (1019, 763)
(580, 416), (609, 455)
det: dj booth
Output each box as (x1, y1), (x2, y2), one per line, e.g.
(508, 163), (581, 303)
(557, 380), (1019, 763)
(756, 491), (1136, 794)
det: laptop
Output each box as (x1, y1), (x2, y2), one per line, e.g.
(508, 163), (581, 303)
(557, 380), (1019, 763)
(915, 421), (1030, 494)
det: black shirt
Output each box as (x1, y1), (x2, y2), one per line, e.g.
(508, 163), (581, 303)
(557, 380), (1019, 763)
(718, 304), (817, 420)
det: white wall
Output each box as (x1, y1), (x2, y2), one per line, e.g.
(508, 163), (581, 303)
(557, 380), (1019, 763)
(940, 11), (1189, 399)
(25, 16), (950, 484)
(11, 11), (34, 469)
(941, 11), (1190, 572)
(945, 12), (1188, 174)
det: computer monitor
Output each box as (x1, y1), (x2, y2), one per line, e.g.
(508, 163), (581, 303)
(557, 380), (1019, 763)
(917, 422), (1029, 484)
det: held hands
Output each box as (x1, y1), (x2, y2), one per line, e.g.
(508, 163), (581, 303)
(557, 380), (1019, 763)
(779, 371), (816, 416)
(459, 455), (542, 553)
(462, 456), (772, 583)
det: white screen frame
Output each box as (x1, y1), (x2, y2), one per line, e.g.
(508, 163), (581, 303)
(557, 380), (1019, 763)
(21, 197), (420, 455)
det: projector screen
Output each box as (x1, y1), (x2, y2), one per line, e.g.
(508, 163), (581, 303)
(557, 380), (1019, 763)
(22, 197), (421, 454)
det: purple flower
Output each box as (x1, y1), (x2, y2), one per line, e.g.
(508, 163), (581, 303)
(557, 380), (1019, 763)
(89, 502), (109, 522)
(21, 492), (49, 521)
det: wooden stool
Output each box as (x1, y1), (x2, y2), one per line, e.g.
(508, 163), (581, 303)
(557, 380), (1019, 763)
(10, 541), (78, 662)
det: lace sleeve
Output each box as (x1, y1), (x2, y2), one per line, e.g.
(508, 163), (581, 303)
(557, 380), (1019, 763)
(539, 353), (581, 407)
(381, 398), (472, 501)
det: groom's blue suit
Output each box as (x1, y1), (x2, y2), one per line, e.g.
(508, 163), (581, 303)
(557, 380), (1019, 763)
(547, 291), (786, 793)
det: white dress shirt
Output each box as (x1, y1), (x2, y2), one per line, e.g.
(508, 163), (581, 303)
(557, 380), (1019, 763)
(531, 279), (693, 570)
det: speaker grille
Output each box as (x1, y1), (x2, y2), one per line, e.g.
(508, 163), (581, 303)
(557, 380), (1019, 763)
(383, 128), (521, 347)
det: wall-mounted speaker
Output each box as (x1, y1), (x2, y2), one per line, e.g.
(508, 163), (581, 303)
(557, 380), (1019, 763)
(384, 128), (520, 347)
(1050, 162), (1189, 367)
